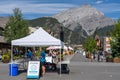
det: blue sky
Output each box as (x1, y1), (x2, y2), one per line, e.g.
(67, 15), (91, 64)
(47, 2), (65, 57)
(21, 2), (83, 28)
(0, 0), (120, 20)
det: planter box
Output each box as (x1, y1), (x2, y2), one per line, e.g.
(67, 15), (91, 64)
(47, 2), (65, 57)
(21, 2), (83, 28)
(113, 57), (120, 63)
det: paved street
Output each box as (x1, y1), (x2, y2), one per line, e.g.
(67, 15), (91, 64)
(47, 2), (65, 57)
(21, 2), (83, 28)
(0, 53), (120, 80)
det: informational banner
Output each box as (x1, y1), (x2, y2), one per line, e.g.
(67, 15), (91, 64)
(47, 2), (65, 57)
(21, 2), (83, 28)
(27, 61), (40, 79)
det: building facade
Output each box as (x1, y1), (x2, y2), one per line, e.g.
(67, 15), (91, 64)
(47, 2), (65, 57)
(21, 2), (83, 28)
(104, 37), (111, 51)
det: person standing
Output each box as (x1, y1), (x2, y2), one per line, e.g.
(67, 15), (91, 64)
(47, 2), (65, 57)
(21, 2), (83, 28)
(40, 49), (46, 76)
(27, 49), (33, 60)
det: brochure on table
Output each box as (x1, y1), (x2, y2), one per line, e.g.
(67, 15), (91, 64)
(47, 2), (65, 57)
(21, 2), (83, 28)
(27, 61), (40, 79)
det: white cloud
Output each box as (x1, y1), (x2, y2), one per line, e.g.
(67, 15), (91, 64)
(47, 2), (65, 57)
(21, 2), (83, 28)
(94, 3), (120, 13)
(96, 0), (103, 4)
(0, 2), (77, 14)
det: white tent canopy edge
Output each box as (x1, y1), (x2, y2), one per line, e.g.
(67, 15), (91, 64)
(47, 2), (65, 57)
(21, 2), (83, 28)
(11, 27), (62, 46)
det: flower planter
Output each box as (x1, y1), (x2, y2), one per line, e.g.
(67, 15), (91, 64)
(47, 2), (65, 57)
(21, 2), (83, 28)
(113, 57), (120, 63)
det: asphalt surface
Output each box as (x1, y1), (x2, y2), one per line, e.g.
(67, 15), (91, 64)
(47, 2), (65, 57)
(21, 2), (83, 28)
(0, 53), (120, 80)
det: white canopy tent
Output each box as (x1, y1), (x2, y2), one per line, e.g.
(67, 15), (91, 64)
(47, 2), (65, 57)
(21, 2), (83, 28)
(10, 27), (64, 77)
(12, 27), (62, 46)
(11, 27), (64, 61)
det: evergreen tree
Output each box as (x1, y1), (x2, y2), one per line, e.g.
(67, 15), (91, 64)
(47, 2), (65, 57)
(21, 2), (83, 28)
(83, 36), (97, 53)
(110, 19), (120, 58)
(3, 8), (29, 43)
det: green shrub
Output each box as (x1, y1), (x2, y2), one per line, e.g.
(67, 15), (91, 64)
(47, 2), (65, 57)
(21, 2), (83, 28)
(2, 54), (10, 61)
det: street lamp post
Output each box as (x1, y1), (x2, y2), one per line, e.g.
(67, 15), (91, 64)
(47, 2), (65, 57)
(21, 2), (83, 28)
(59, 25), (64, 77)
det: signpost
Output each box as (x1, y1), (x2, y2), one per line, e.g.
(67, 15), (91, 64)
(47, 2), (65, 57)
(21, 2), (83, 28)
(27, 61), (40, 79)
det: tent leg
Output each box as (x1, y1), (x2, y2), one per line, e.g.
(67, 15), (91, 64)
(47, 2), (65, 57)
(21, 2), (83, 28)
(59, 41), (64, 78)
(11, 45), (13, 62)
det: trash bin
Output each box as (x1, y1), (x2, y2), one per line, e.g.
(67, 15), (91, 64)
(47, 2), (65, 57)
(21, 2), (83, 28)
(9, 63), (18, 76)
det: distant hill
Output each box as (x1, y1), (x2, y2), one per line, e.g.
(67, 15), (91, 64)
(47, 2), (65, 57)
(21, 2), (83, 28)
(0, 17), (9, 28)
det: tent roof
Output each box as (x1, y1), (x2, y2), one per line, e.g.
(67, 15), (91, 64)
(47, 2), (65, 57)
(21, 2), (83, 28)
(12, 27), (62, 46)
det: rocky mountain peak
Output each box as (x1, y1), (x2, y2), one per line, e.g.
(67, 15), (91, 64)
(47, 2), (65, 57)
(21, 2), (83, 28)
(53, 4), (104, 24)
(52, 5), (115, 36)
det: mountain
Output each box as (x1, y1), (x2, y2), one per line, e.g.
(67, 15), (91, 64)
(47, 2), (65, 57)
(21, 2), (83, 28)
(28, 5), (115, 45)
(0, 17), (9, 28)
(0, 5), (116, 45)
(52, 5), (115, 36)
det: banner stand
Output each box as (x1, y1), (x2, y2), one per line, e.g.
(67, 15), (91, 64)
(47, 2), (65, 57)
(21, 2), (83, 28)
(26, 61), (40, 80)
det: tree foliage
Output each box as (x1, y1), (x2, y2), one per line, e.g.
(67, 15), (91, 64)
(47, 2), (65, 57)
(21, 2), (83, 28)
(83, 36), (97, 53)
(3, 8), (29, 43)
(110, 19), (120, 58)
